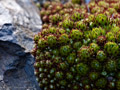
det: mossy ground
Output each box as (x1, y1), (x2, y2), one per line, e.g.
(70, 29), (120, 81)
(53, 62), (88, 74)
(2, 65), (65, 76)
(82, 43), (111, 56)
(33, 0), (120, 90)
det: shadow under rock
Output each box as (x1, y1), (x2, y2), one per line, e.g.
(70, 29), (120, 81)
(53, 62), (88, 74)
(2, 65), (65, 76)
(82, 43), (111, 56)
(0, 41), (41, 90)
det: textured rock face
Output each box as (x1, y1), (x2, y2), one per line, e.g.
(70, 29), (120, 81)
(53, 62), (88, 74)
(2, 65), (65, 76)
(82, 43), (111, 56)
(0, 0), (42, 52)
(0, 0), (42, 90)
(0, 40), (40, 90)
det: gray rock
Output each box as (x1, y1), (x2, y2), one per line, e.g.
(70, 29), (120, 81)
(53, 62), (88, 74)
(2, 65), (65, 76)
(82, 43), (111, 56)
(0, 0), (42, 90)
(0, 0), (42, 52)
(0, 41), (40, 90)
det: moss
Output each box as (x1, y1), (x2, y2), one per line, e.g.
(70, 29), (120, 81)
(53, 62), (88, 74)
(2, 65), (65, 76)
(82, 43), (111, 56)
(49, 13), (62, 24)
(55, 71), (63, 79)
(89, 72), (99, 81)
(52, 49), (59, 56)
(84, 85), (91, 90)
(108, 82), (115, 89)
(33, 0), (120, 89)
(59, 80), (67, 86)
(96, 14), (109, 26)
(106, 32), (115, 42)
(75, 21), (86, 30)
(72, 85), (79, 90)
(91, 6), (101, 14)
(44, 51), (51, 58)
(95, 78), (107, 88)
(34, 62), (40, 68)
(60, 45), (71, 56)
(62, 19), (74, 29)
(97, 36), (106, 44)
(66, 53), (76, 64)
(96, 50), (106, 62)
(89, 43), (100, 53)
(76, 63), (89, 76)
(59, 62), (68, 70)
(46, 35), (57, 46)
(71, 12), (82, 21)
(108, 8), (116, 14)
(34, 34), (40, 42)
(91, 27), (105, 39)
(38, 38), (47, 49)
(50, 68), (56, 75)
(98, 1), (109, 8)
(104, 42), (119, 56)
(71, 0), (82, 4)
(73, 41), (82, 50)
(70, 29), (83, 40)
(116, 31), (120, 42)
(49, 27), (57, 34)
(116, 80), (120, 90)
(59, 33), (69, 44)
(106, 60), (117, 72)
(78, 46), (91, 60)
(91, 60), (102, 70)
(66, 72), (73, 80)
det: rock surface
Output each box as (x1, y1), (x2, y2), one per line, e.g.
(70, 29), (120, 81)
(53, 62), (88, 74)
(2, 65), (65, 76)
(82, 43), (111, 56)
(0, 0), (42, 52)
(0, 0), (42, 90)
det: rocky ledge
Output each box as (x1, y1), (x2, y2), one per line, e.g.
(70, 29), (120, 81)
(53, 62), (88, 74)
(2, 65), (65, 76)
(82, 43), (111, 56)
(0, 0), (42, 90)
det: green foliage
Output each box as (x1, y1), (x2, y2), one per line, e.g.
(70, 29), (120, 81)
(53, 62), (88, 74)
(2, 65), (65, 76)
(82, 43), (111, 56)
(33, 0), (120, 90)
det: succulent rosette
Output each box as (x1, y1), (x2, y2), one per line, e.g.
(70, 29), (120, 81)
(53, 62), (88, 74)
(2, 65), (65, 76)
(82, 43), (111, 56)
(32, 0), (120, 90)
